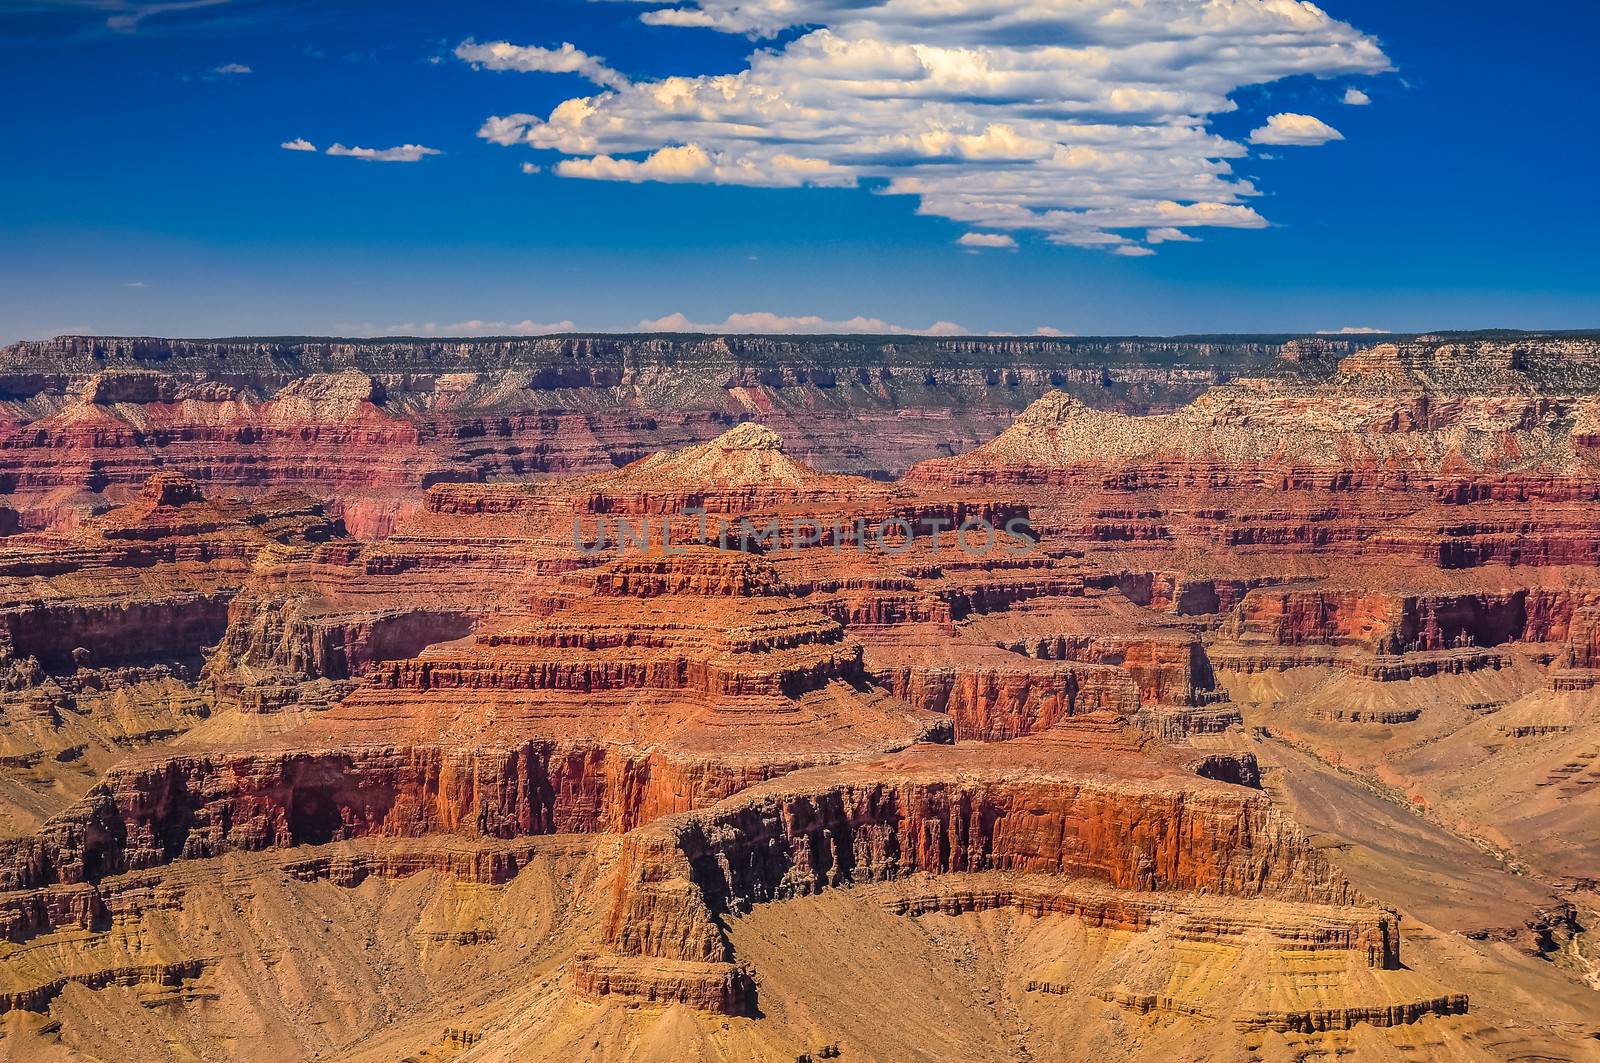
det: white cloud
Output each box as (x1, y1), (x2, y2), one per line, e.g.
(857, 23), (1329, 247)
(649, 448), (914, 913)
(120, 281), (147, 288)
(213, 62), (251, 75)
(1343, 87), (1371, 106)
(1146, 227), (1197, 244)
(520, 162), (542, 174)
(1112, 245), (1156, 257)
(474, 0), (1388, 252)
(1316, 326), (1389, 335)
(1249, 112), (1344, 146)
(638, 311), (965, 336)
(281, 137), (317, 152)
(326, 143), (442, 163)
(1033, 326), (1070, 337)
(958, 232), (1018, 250)
(554, 145), (854, 188)
(455, 40), (627, 89)
(372, 319), (576, 337)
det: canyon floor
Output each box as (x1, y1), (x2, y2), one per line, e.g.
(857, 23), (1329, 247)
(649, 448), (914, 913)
(0, 333), (1597, 1061)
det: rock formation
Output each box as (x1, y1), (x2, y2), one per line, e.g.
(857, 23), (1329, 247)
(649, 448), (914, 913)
(0, 333), (1596, 1060)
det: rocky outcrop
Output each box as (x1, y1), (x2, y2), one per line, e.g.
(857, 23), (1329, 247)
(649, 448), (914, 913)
(584, 738), (1388, 1012)
(872, 656), (1141, 741)
(0, 593), (234, 673)
(993, 632), (1221, 707)
(0, 739), (855, 893)
(909, 382), (1600, 492)
(1563, 606), (1600, 668)
(881, 874), (1391, 962)
(571, 952), (754, 1014)
(904, 376), (1600, 578)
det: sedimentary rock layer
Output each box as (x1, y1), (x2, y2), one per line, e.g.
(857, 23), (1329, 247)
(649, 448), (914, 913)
(3, 336), (1596, 1058)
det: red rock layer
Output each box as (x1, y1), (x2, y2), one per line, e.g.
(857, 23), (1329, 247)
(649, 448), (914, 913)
(0, 741), (799, 892)
(866, 634), (1141, 741)
(584, 736), (1387, 1012)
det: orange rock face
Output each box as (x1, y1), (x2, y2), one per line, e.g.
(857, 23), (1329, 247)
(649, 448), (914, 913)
(0, 335), (1597, 1060)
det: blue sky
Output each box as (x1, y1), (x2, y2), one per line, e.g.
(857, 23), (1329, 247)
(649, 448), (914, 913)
(2, 0), (1596, 341)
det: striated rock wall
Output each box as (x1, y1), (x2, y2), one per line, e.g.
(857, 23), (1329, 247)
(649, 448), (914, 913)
(365, 646), (862, 698)
(998, 633), (1218, 707)
(212, 590), (478, 683)
(0, 333), (1303, 376)
(584, 747), (1382, 1011)
(0, 741), (817, 892)
(600, 761), (1366, 955)
(0, 594), (234, 673)
(874, 661), (1141, 741)
(661, 776), (1360, 915)
(1220, 587), (1597, 652)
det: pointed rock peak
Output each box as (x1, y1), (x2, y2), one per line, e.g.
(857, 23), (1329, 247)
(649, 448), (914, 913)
(142, 472), (206, 508)
(640, 424), (813, 487)
(1010, 391), (1095, 430)
(712, 422), (785, 452)
(934, 389), (1146, 474)
(568, 418), (893, 498)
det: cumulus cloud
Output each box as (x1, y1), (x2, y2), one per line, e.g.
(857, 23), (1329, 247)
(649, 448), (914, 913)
(638, 312), (966, 336)
(1343, 87), (1371, 105)
(213, 62), (251, 75)
(520, 162), (542, 174)
(471, 0), (1387, 252)
(1249, 112), (1344, 146)
(326, 143), (442, 162)
(1145, 227), (1197, 244)
(281, 137), (317, 152)
(1112, 245), (1157, 257)
(372, 319), (575, 337)
(957, 232), (1018, 250)
(455, 40), (627, 89)
(554, 145), (854, 188)
(1317, 326), (1389, 335)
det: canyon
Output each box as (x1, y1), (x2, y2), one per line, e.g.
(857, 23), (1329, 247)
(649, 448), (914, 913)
(0, 331), (1596, 1060)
